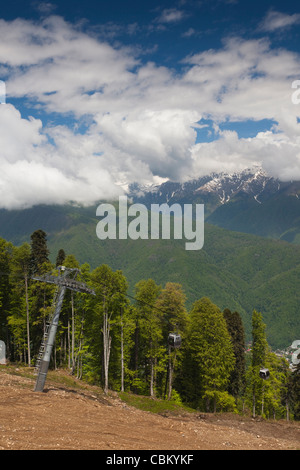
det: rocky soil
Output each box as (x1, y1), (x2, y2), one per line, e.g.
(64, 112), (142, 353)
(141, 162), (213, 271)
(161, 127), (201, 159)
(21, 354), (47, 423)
(0, 368), (299, 451)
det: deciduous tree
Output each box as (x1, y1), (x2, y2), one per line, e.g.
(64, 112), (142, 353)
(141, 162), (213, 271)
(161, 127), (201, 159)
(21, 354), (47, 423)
(155, 282), (188, 399)
(247, 310), (269, 418)
(135, 279), (162, 396)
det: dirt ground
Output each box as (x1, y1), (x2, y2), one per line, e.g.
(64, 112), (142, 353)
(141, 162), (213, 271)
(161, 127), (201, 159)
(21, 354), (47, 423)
(0, 368), (299, 451)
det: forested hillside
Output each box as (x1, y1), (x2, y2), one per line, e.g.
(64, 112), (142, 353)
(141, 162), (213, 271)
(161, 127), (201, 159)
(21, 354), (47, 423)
(0, 204), (299, 348)
(0, 230), (299, 420)
(49, 218), (300, 349)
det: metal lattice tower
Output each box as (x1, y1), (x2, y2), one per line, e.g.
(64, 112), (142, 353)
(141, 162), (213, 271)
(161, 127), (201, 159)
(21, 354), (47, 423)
(32, 266), (95, 392)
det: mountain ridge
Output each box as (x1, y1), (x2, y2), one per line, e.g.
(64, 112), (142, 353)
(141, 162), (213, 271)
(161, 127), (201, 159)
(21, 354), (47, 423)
(128, 166), (300, 243)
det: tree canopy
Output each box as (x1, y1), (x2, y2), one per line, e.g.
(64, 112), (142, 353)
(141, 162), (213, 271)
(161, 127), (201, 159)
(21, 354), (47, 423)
(0, 232), (298, 420)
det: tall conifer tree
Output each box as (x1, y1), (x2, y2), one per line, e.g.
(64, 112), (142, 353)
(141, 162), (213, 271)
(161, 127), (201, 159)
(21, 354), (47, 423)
(223, 308), (246, 399)
(30, 229), (50, 274)
(187, 298), (235, 412)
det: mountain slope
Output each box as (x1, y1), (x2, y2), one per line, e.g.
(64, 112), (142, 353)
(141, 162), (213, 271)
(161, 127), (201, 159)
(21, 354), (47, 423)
(43, 219), (300, 348)
(206, 191), (300, 242)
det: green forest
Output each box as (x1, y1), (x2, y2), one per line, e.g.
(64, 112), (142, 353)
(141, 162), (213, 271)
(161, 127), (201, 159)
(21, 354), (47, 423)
(0, 229), (299, 420)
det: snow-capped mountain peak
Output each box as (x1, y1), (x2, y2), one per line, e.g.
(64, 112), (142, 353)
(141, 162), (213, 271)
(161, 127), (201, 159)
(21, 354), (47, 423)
(194, 167), (270, 204)
(127, 166), (278, 206)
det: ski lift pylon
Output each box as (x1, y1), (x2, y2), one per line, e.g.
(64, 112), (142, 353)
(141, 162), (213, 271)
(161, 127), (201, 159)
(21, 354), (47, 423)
(32, 266), (95, 392)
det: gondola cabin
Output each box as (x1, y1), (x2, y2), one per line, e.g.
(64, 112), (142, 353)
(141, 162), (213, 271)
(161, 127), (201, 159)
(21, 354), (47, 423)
(259, 368), (270, 380)
(168, 333), (181, 348)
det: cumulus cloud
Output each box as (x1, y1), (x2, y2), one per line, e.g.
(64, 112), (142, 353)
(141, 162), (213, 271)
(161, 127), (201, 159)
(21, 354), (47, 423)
(191, 129), (300, 181)
(0, 15), (300, 208)
(95, 109), (200, 181)
(0, 105), (123, 209)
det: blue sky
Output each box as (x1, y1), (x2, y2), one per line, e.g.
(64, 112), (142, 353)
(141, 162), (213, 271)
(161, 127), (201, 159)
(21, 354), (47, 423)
(0, 0), (300, 208)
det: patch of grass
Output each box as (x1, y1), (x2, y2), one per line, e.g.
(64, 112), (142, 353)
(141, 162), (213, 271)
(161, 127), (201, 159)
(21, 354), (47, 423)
(0, 364), (35, 379)
(119, 392), (195, 416)
(46, 369), (84, 389)
(1, 364), (90, 392)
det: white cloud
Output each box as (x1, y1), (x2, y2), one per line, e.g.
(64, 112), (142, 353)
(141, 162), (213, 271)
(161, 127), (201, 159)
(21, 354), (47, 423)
(182, 28), (200, 38)
(2, 16), (137, 116)
(259, 10), (300, 32)
(0, 105), (122, 209)
(32, 2), (57, 15)
(0, 16), (300, 208)
(95, 109), (200, 180)
(191, 129), (300, 181)
(0, 105), (45, 161)
(155, 8), (186, 24)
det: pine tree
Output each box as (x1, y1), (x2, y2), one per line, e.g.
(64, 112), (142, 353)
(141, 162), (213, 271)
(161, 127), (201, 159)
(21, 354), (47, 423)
(188, 298), (236, 412)
(29, 230), (52, 360)
(223, 308), (246, 400)
(56, 249), (66, 267)
(30, 229), (50, 274)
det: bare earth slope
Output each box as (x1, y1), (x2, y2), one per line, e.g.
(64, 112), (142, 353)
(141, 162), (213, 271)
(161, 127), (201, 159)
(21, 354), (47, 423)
(0, 369), (299, 451)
